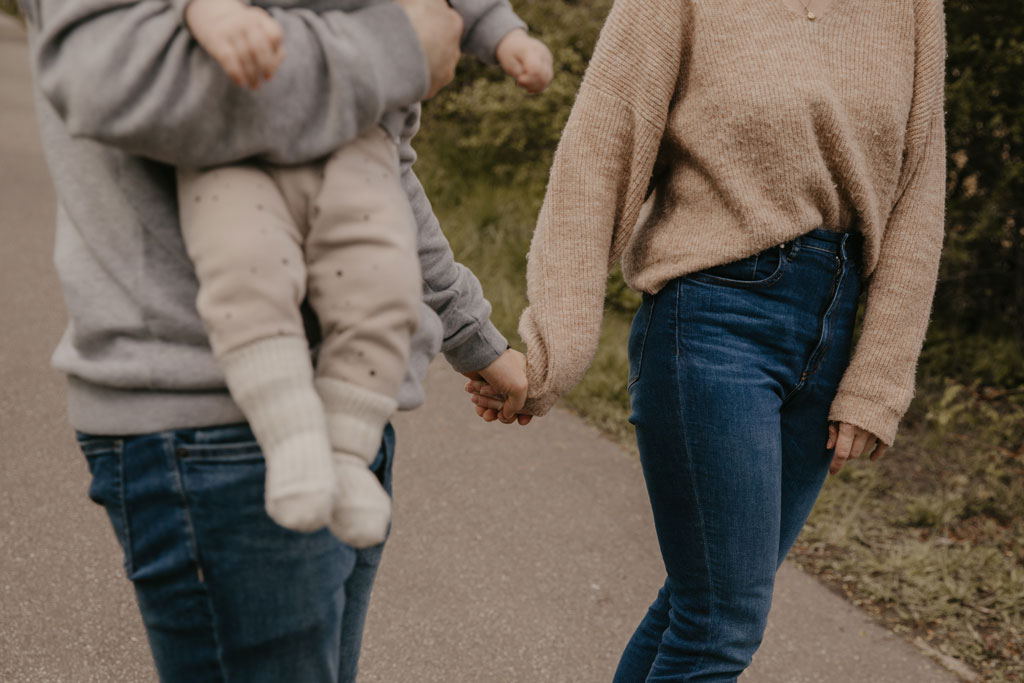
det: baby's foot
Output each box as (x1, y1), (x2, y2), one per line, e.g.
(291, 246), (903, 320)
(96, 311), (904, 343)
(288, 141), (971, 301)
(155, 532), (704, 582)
(327, 453), (391, 548)
(264, 432), (336, 532)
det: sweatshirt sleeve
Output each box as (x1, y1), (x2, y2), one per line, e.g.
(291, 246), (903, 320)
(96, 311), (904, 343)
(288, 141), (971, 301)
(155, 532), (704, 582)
(449, 0), (526, 64)
(28, 0), (429, 167)
(517, 0), (689, 416)
(397, 125), (509, 374)
(828, 0), (947, 445)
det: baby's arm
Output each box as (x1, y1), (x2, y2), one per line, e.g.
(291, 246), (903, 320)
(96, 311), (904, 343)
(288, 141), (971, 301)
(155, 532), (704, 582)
(449, 0), (553, 93)
(183, 0), (285, 89)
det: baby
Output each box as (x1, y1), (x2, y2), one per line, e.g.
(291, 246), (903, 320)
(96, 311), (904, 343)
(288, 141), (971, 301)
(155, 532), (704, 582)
(176, 0), (552, 547)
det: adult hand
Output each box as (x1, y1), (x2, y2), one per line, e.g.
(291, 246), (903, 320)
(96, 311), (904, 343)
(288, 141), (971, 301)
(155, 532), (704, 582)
(397, 0), (463, 99)
(827, 422), (888, 475)
(462, 349), (532, 425)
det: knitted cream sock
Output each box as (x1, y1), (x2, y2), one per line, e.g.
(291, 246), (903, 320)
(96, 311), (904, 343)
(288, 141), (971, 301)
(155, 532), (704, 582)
(315, 376), (397, 548)
(220, 337), (335, 532)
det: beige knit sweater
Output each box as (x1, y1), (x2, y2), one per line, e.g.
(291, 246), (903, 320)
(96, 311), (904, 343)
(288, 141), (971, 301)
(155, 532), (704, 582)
(519, 0), (946, 445)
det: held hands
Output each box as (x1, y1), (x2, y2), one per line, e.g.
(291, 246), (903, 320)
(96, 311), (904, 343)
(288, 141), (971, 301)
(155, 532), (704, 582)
(496, 29), (554, 94)
(185, 0), (285, 90)
(827, 422), (888, 475)
(463, 349), (534, 425)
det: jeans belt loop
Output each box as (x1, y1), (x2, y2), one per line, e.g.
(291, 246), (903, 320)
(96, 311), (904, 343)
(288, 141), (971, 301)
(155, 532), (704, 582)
(839, 232), (851, 262)
(787, 237), (802, 261)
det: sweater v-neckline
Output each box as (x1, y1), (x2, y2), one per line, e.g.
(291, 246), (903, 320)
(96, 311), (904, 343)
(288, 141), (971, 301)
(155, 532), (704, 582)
(779, 0), (842, 24)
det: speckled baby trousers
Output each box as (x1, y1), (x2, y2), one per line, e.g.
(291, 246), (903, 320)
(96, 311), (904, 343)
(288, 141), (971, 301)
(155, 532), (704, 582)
(178, 126), (420, 398)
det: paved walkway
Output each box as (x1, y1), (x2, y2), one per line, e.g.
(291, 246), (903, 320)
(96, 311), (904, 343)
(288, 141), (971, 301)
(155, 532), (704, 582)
(0, 16), (962, 682)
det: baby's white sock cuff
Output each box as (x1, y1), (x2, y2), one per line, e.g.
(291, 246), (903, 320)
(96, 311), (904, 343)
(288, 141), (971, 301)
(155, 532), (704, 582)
(220, 337), (334, 499)
(315, 376), (397, 463)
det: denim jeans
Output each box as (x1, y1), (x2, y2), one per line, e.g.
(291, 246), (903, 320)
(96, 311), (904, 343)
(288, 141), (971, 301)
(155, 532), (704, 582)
(77, 421), (395, 683)
(614, 229), (862, 682)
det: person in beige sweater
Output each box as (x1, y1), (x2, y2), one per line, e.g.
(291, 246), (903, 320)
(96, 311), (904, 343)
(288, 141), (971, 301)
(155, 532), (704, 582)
(470, 0), (946, 679)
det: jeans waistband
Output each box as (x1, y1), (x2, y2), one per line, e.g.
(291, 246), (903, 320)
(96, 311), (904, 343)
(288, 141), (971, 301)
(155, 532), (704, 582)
(788, 228), (862, 262)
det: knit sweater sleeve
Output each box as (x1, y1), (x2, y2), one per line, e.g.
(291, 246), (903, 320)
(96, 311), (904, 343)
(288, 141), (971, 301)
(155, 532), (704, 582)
(829, 0), (947, 445)
(518, 0), (688, 416)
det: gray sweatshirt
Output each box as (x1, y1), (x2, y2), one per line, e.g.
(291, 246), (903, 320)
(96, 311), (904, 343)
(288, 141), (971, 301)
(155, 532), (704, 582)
(19, 0), (524, 435)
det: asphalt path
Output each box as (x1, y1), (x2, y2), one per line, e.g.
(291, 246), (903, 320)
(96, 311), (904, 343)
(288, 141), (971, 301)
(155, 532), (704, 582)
(0, 16), (962, 683)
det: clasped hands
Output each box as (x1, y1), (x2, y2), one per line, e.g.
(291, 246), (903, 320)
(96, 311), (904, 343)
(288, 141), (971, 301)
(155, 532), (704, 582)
(463, 348), (534, 426)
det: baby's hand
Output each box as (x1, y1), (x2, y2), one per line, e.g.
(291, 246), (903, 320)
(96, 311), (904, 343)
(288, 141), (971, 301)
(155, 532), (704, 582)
(185, 0), (285, 90)
(496, 29), (553, 94)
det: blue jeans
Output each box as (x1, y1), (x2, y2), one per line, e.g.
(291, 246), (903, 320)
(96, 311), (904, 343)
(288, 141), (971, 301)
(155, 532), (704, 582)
(78, 421), (395, 683)
(614, 229), (862, 682)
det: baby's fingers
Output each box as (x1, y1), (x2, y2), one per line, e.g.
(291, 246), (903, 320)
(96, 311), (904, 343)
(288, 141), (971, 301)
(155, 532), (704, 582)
(226, 33), (262, 88)
(258, 9), (284, 51)
(519, 55), (553, 93)
(215, 51), (249, 88)
(503, 54), (526, 81)
(251, 12), (285, 80)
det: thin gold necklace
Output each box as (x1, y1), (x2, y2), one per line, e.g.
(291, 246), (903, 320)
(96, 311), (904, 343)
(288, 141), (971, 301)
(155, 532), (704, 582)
(801, 0), (817, 21)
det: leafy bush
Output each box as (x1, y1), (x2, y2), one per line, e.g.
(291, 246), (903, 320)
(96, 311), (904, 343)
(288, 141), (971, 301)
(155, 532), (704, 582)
(930, 0), (1024, 386)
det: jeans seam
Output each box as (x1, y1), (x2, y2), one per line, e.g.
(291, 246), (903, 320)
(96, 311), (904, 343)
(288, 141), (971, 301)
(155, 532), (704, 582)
(806, 256), (847, 380)
(671, 278), (715, 673)
(115, 440), (134, 576)
(782, 255), (846, 404)
(166, 434), (230, 683)
(628, 295), (657, 390)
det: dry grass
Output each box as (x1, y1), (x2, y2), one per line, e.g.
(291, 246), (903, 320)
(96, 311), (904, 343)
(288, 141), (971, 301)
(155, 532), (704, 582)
(792, 384), (1024, 681)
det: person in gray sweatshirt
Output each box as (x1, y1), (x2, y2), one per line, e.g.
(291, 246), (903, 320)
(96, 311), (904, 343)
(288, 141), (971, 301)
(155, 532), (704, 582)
(19, 0), (536, 679)
(172, 0), (551, 551)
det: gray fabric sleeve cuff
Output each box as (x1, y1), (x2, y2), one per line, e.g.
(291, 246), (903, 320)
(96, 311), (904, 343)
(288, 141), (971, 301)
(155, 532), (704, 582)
(443, 320), (509, 374)
(462, 3), (527, 64)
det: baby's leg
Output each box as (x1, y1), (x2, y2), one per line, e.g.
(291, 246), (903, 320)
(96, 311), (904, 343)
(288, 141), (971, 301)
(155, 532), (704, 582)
(301, 127), (421, 548)
(178, 164), (335, 533)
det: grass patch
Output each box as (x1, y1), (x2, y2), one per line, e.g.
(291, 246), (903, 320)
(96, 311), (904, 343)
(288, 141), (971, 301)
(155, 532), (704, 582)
(793, 383), (1024, 681)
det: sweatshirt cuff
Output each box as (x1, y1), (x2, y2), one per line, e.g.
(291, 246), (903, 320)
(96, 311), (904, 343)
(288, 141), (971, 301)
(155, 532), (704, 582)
(828, 391), (903, 447)
(462, 5), (527, 64)
(350, 3), (431, 110)
(443, 320), (508, 374)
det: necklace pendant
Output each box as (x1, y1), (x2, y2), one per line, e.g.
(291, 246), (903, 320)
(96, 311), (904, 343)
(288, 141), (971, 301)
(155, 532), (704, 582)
(806, 11), (816, 20)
